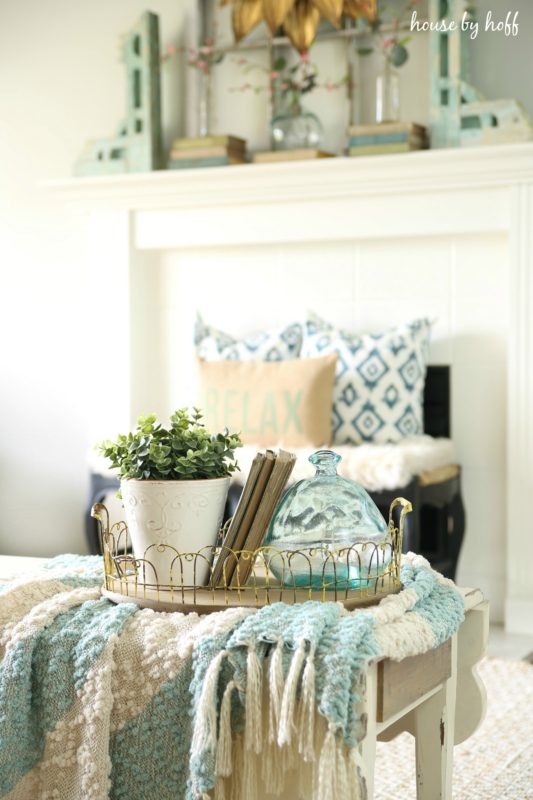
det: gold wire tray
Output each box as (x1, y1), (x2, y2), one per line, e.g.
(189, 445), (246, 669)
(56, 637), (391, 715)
(92, 498), (411, 614)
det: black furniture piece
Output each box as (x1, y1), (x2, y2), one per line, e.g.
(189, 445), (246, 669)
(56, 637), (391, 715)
(85, 472), (120, 555)
(85, 366), (465, 579)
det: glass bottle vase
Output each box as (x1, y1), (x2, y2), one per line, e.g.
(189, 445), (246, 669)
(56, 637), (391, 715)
(271, 100), (324, 151)
(375, 59), (400, 124)
(198, 68), (212, 138)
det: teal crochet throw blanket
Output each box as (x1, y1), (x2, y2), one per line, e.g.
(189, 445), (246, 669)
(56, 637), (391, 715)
(0, 553), (464, 800)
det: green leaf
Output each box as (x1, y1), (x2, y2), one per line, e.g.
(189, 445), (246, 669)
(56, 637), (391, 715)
(97, 408), (242, 482)
(390, 43), (408, 67)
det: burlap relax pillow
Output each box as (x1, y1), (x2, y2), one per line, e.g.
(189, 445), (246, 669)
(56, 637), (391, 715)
(197, 353), (337, 447)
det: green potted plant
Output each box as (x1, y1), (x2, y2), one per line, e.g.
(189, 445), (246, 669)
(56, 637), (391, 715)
(98, 408), (242, 585)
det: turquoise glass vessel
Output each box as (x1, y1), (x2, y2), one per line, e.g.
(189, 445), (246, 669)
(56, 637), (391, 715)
(264, 450), (390, 589)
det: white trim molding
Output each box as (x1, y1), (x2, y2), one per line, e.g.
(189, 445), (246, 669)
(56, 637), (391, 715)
(48, 142), (533, 210)
(506, 182), (533, 635)
(48, 142), (533, 634)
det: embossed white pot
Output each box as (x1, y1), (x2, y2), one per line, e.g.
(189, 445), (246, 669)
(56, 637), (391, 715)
(120, 477), (230, 587)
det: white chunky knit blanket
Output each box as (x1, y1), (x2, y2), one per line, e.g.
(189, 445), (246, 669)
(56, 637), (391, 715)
(234, 436), (456, 491)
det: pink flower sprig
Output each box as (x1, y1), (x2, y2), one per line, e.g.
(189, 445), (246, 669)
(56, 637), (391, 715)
(160, 37), (224, 74)
(231, 52), (348, 104)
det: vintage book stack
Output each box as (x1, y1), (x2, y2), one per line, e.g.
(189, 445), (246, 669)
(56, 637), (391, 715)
(347, 122), (428, 156)
(168, 135), (247, 169)
(252, 148), (335, 163)
(211, 449), (296, 588)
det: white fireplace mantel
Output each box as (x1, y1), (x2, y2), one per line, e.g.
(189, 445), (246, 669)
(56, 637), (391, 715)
(49, 142), (533, 634)
(49, 142), (533, 209)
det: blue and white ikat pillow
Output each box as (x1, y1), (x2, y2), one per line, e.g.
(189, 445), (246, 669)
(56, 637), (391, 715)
(301, 313), (432, 445)
(194, 313), (303, 361)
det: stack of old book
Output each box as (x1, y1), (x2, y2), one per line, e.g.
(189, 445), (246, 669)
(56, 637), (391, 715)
(252, 148), (335, 163)
(168, 135), (247, 169)
(347, 122), (428, 156)
(211, 449), (296, 588)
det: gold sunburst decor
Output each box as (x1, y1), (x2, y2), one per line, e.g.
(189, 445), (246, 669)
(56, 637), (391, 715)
(221, 0), (377, 51)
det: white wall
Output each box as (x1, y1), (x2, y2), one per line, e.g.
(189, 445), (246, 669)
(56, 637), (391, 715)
(0, 0), (194, 556)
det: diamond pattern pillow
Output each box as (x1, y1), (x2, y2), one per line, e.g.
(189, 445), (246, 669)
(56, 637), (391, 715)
(301, 313), (432, 444)
(194, 314), (303, 361)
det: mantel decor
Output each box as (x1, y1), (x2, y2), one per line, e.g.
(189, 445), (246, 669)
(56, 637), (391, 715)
(428, 0), (533, 147)
(71, 2), (533, 177)
(74, 11), (163, 176)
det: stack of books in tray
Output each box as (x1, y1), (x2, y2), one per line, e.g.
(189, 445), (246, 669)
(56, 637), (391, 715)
(347, 122), (428, 156)
(168, 135), (247, 169)
(211, 449), (296, 588)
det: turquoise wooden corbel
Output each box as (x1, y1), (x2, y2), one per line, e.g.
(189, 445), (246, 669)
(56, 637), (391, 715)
(429, 0), (533, 148)
(74, 11), (163, 176)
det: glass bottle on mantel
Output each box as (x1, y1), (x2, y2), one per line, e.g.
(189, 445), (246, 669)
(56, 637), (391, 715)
(198, 68), (212, 138)
(375, 57), (400, 124)
(271, 99), (324, 151)
(198, 66), (212, 137)
(264, 449), (390, 588)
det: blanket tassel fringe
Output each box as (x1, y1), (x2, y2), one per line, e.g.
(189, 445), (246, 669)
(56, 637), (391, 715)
(193, 640), (367, 800)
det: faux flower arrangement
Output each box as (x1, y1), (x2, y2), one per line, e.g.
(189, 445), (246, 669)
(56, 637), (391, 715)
(160, 37), (224, 75)
(232, 50), (348, 108)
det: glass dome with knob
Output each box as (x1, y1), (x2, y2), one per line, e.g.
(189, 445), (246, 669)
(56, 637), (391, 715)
(264, 449), (397, 589)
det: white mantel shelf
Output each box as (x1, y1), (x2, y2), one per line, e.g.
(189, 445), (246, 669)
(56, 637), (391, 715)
(48, 142), (533, 210)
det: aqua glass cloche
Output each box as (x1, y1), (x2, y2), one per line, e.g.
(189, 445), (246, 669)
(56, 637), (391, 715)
(264, 449), (390, 588)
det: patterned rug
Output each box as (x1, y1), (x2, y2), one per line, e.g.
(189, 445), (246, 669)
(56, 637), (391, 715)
(374, 657), (533, 799)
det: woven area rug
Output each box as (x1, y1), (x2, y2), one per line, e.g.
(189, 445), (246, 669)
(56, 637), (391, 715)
(374, 657), (533, 799)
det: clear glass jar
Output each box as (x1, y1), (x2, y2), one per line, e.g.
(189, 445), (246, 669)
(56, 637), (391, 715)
(264, 450), (391, 588)
(198, 69), (212, 138)
(271, 100), (324, 151)
(375, 58), (400, 124)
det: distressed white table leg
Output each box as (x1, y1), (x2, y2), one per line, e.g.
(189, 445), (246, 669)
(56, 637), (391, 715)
(359, 660), (378, 799)
(413, 634), (457, 800)
(455, 602), (489, 744)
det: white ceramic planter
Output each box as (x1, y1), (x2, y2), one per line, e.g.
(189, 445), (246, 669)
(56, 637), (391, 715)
(120, 477), (230, 586)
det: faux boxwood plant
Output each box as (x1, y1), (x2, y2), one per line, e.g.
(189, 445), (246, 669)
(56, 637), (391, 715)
(98, 408), (242, 481)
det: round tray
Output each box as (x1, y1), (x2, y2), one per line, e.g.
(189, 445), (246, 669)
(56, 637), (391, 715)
(101, 575), (401, 614)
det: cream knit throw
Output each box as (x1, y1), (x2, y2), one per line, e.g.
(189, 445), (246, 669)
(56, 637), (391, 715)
(0, 554), (464, 800)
